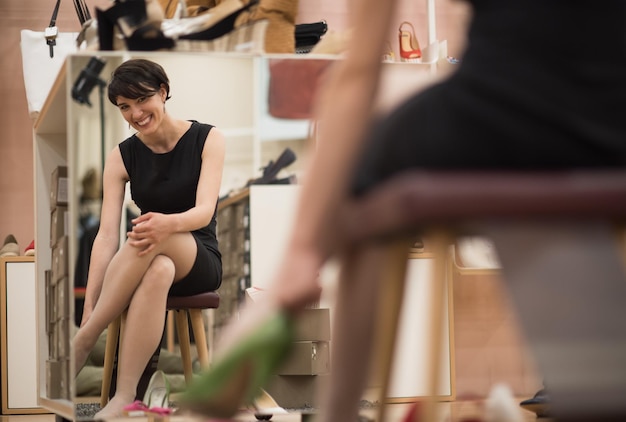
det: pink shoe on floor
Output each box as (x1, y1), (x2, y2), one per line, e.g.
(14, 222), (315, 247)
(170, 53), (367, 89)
(123, 370), (173, 417)
(123, 400), (172, 417)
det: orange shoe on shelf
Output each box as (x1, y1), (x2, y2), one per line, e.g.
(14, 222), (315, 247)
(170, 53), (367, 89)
(398, 21), (422, 62)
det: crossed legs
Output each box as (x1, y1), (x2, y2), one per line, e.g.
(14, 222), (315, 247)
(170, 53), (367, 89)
(72, 232), (198, 418)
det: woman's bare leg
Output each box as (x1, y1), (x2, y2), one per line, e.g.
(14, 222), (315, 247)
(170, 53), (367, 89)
(73, 233), (197, 376)
(94, 254), (176, 418)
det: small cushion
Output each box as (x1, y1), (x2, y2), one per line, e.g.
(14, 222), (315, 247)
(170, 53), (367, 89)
(167, 291), (220, 310)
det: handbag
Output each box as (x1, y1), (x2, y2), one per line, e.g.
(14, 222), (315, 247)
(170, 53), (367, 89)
(20, 0), (90, 117)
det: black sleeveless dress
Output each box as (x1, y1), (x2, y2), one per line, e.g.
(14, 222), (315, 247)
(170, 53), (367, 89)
(119, 121), (222, 295)
(351, 0), (626, 195)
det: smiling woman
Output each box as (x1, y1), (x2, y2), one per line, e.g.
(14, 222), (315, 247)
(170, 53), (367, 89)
(71, 58), (225, 419)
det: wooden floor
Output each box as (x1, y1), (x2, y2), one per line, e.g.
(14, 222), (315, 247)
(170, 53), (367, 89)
(0, 400), (542, 422)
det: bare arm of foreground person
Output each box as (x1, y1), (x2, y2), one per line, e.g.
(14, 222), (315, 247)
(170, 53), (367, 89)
(270, 0), (400, 310)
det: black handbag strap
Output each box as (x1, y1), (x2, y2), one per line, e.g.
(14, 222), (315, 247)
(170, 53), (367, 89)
(49, 0), (91, 28)
(48, 0), (62, 28)
(45, 0), (91, 57)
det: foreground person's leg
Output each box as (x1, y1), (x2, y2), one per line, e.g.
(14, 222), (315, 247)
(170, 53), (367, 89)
(485, 221), (626, 421)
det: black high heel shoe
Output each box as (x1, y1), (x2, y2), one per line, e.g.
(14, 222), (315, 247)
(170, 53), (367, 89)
(96, 0), (175, 51)
(178, 0), (259, 42)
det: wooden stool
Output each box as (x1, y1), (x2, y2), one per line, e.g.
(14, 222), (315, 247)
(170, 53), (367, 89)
(338, 170), (626, 421)
(100, 291), (220, 407)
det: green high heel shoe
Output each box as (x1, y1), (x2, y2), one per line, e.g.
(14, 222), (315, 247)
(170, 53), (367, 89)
(179, 310), (294, 418)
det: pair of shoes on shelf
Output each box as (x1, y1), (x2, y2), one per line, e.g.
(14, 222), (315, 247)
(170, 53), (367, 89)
(0, 235), (19, 258)
(96, 0), (175, 51)
(179, 310), (294, 419)
(398, 21), (422, 62)
(123, 370), (173, 416)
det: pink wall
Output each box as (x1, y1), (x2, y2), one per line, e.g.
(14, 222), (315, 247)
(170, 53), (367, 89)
(298, 0), (471, 58)
(0, 0), (469, 255)
(0, 0), (82, 254)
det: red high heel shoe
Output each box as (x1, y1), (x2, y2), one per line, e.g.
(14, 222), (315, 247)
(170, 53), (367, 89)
(398, 21), (422, 62)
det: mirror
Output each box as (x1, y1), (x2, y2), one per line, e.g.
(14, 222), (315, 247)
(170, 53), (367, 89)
(65, 53), (325, 412)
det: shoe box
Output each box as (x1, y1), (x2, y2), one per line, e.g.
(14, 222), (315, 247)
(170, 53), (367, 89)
(275, 340), (330, 375)
(265, 315), (331, 408)
(46, 358), (70, 399)
(213, 195), (251, 334)
(50, 205), (68, 247)
(245, 287), (331, 408)
(51, 235), (69, 284)
(45, 269), (71, 399)
(50, 166), (68, 210)
(264, 313), (331, 408)
(45, 166), (72, 400)
(265, 373), (330, 409)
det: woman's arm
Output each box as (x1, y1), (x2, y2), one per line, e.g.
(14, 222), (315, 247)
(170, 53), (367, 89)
(81, 147), (128, 325)
(127, 127), (226, 256)
(176, 127), (226, 231)
(295, 0), (398, 252)
(269, 0), (399, 308)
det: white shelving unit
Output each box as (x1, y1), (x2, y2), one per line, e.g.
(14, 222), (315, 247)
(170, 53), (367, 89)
(0, 257), (48, 415)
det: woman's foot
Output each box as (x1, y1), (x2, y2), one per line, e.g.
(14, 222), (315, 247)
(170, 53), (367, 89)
(95, 394), (135, 419)
(71, 331), (94, 376)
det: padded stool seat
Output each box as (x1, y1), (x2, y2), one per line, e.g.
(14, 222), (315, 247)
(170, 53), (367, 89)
(100, 291), (220, 407)
(337, 170), (626, 422)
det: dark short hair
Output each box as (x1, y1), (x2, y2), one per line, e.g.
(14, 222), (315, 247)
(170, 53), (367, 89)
(107, 59), (172, 105)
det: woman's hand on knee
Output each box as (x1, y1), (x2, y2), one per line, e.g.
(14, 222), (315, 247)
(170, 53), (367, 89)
(127, 212), (173, 256)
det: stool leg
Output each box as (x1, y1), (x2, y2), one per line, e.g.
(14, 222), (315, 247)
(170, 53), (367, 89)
(100, 316), (121, 408)
(175, 309), (194, 383)
(416, 230), (453, 422)
(166, 310), (175, 353)
(373, 238), (412, 422)
(189, 309), (210, 369)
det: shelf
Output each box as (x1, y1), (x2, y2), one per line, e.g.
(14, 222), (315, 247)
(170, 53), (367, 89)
(34, 61), (68, 136)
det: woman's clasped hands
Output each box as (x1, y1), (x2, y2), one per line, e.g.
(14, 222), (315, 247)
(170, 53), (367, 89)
(127, 212), (174, 256)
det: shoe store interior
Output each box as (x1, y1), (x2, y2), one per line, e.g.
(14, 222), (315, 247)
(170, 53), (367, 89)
(3, 0), (626, 421)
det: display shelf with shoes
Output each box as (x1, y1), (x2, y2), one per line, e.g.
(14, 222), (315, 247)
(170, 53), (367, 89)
(0, 235), (19, 258)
